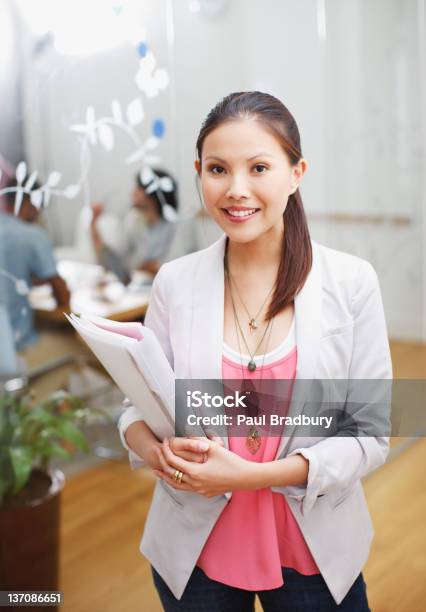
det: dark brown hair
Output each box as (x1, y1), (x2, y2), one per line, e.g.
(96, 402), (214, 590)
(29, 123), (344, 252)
(195, 91), (312, 320)
(136, 167), (178, 219)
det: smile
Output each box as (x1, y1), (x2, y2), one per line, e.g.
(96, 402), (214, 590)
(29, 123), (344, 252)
(222, 207), (260, 222)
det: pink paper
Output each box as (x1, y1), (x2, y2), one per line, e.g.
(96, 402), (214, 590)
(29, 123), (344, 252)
(90, 319), (144, 341)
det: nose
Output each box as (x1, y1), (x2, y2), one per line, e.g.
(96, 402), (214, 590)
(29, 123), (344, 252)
(225, 173), (250, 201)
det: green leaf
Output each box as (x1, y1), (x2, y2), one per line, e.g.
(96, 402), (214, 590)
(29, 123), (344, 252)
(57, 421), (89, 452)
(9, 446), (33, 494)
(0, 389), (95, 501)
(42, 443), (72, 460)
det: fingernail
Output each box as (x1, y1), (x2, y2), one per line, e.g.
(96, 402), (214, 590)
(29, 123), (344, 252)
(199, 442), (209, 452)
(164, 437), (169, 445)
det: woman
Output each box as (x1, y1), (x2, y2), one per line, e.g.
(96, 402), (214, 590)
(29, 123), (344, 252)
(119, 92), (392, 611)
(90, 167), (178, 282)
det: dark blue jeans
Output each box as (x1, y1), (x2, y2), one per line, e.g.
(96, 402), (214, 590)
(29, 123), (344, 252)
(152, 566), (371, 612)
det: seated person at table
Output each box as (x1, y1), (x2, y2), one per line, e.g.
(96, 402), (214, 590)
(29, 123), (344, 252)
(1, 179), (70, 355)
(90, 168), (178, 282)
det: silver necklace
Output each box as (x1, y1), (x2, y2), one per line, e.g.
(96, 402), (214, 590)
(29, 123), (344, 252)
(227, 271), (275, 454)
(225, 255), (275, 333)
(227, 269), (273, 372)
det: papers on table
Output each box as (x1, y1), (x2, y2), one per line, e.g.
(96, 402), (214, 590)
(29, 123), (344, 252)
(66, 313), (175, 439)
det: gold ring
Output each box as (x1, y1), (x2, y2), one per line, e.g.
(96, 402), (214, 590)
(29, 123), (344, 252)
(173, 469), (184, 484)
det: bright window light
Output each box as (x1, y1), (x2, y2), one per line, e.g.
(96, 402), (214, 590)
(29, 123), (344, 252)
(16, 0), (145, 56)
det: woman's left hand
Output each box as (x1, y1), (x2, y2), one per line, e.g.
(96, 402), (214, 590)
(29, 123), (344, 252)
(153, 437), (255, 498)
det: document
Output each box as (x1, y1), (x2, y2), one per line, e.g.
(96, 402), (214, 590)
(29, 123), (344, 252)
(66, 313), (175, 439)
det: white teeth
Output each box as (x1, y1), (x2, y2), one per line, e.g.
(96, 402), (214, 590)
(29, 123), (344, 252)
(227, 209), (258, 217)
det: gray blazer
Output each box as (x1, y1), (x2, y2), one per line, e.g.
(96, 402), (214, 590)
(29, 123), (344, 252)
(118, 234), (392, 605)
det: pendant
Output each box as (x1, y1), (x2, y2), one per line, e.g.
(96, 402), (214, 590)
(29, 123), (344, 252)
(249, 318), (258, 332)
(248, 359), (256, 372)
(247, 427), (261, 454)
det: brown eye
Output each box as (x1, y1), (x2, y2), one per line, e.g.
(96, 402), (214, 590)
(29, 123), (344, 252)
(209, 165), (225, 174)
(253, 164), (268, 173)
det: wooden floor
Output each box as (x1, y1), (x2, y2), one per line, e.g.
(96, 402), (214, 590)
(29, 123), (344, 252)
(59, 341), (426, 611)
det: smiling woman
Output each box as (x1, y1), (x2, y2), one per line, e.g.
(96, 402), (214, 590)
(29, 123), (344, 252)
(195, 93), (312, 325)
(119, 91), (392, 611)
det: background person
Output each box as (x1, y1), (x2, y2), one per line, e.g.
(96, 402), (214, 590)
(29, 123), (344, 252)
(1, 178), (70, 357)
(90, 167), (178, 282)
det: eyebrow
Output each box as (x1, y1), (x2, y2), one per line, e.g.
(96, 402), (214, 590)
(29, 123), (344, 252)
(204, 153), (275, 163)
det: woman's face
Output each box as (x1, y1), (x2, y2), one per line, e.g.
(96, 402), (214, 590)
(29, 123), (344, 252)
(132, 186), (159, 221)
(195, 118), (306, 244)
(132, 186), (149, 210)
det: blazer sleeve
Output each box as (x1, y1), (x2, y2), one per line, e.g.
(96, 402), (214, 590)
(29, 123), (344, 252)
(278, 260), (392, 516)
(117, 264), (173, 469)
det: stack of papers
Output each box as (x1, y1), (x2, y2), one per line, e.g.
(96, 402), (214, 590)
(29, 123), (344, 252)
(66, 313), (175, 439)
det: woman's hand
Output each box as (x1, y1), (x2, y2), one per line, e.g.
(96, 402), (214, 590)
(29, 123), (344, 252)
(153, 437), (254, 498)
(124, 423), (209, 472)
(91, 201), (104, 222)
(147, 437), (213, 471)
(168, 434), (225, 465)
(165, 437), (212, 464)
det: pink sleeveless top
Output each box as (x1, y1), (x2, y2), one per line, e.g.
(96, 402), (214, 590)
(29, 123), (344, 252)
(197, 320), (319, 590)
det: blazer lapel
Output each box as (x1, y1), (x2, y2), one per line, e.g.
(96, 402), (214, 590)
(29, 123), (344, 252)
(189, 234), (227, 380)
(189, 234), (229, 449)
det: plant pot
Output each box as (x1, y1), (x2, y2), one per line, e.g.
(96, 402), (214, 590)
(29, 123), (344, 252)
(0, 469), (65, 612)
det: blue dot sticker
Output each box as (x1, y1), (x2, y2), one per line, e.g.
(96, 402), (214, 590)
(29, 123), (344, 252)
(137, 41), (148, 57)
(153, 119), (165, 138)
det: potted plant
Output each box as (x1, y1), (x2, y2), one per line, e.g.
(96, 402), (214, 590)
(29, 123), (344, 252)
(0, 390), (98, 606)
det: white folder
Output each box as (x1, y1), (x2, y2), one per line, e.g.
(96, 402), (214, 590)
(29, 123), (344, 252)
(66, 313), (175, 439)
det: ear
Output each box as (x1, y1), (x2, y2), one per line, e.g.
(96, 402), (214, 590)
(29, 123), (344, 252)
(291, 158), (308, 193)
(194, 159), (201, 176)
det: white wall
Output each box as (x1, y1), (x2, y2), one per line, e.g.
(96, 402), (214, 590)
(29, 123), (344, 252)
(0, 0), (24, 167)
(21, 0), (175, 244)
(16, 0), (425, 341)
(318, 0), (424, 340)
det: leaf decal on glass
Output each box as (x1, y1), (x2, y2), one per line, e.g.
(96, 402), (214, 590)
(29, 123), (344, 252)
(140, 166), (154, 186)
(154, 69), (169, 90)
(144, 183), (156, 195)
(14, 190), (23, 215)
(30, 190), (43, 208)
(43, 190), (51, 207)
(86, 106), (95, 125)
(25, 171), (38, 190)
(111, 99), (123, 124)
(162, 204), (178, 222)
(145, 136), (159, 151)
(126, 98), (144, 126)
(125, 148), (145, 165)
(98, 124), (115, 151)
(159, 176), (173, 192)
(64, 184), (81, 199)
(16, 162), (27, 185)
(47, 171), (62, 187)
